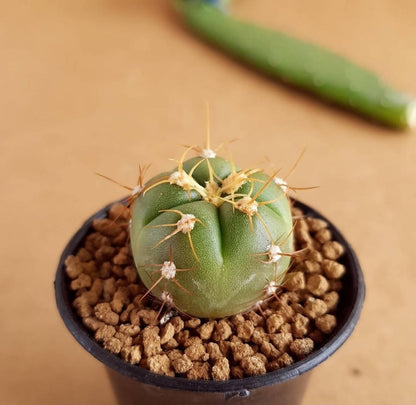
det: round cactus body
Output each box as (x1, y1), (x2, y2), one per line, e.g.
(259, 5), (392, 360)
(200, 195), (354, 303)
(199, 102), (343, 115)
(130, 155), (293, 318)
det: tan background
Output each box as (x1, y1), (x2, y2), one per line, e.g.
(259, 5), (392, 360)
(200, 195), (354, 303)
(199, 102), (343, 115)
(1, 0), (415, 404)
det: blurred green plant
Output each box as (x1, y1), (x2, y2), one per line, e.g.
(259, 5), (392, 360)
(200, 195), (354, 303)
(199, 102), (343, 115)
(175, 0), (415, 129)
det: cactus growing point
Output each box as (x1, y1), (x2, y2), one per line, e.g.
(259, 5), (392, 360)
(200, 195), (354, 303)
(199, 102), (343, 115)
(129, 143), (299, 319)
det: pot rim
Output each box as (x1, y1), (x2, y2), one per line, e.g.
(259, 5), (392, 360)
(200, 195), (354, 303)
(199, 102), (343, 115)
(55, 199), (365, 393)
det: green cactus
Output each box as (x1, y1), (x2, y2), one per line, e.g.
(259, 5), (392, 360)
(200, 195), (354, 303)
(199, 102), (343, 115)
(129, 144), (296, 319)
(175, 0), (416, 129)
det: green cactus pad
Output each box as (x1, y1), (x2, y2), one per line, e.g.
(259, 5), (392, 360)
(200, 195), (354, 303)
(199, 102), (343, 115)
(130, 156), (293, 318)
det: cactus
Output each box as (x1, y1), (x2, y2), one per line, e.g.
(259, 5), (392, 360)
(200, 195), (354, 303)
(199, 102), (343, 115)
(129, 142), (298, 319)
(175, 0), (416, 129)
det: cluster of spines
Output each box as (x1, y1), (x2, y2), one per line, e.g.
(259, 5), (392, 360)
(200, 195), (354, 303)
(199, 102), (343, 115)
(97, 123), (312, 322)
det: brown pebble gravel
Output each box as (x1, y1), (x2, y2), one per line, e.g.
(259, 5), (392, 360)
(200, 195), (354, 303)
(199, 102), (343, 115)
(147, 354), (174, 376)
(322, 259), (346, 279)
(323, 291), (339, 312)
(322, 241), (345, 260)
(213, 320), (233, 341)
(266, 314), (285, 334)
(304, 298), (328, 319)
(171, 353), (193, 374)
(83, 316), (104, 331)
(284, 271), (305, 290)
(142, 326), (162, 357)
(94, 303), (119, 325)
(315, 314), (338, 334)
(103, 337), (122, 354)
(187, 362), (211, 380)
(197, 321), (215, 340)
(277, 352), (294, 368)
(184, 342), (208, 361)
(121, 345), (142, 365)
(212, 357), (230, 381)
(160, 323), (175, 345)
(236, 320), (255, 341)
(206, 342), (222, 361)
(241, 356), (267, 376)
(290, 338), (314, 358)
(306, 274), (329, 296)
(65, 202), (344, 380)
(270, 332), (293, 352)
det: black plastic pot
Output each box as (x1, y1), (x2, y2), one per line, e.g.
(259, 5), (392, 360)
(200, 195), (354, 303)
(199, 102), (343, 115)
(55, 200), (365, 405)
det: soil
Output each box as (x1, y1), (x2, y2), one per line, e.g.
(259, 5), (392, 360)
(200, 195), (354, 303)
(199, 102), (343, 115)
(65, 202), (345, 380)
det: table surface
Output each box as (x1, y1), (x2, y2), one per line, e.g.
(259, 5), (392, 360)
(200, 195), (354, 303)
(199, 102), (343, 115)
(1, 1), (415, 404)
